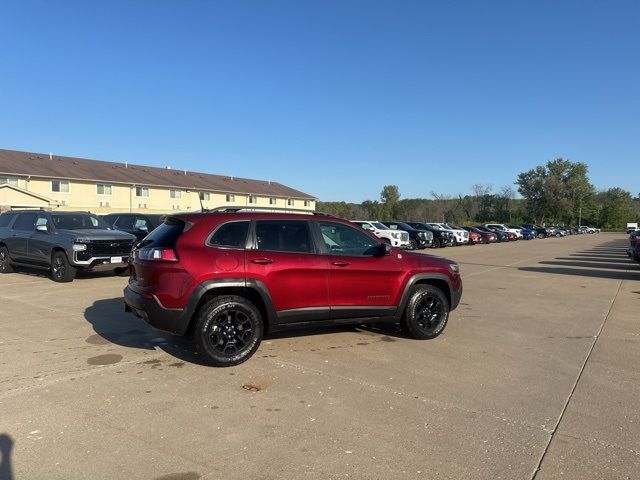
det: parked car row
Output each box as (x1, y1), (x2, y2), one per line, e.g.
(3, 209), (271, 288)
(627, 230), (640, 263)
(349, 220), (600, 249)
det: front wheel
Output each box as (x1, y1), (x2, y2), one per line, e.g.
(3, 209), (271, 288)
(537, 233), (546, 239)
(194, 295), (264, 367)
(51, 251), (76, 282)
(0, 246), (14, 273)
(409, 239), (418, 250)
(401, 285), (449, 340)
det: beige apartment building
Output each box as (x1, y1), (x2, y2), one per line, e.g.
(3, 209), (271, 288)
(0, 149), (316, 214)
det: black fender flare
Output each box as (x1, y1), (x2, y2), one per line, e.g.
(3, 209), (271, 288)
(182, 278), (277, 331)
(394, 273), (458, 317)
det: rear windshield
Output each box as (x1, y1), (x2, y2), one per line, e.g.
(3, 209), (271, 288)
(138, 218), (187, 248)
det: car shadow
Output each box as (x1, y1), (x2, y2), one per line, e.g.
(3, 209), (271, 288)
(518, 240), (637, 280)
(84, 298), (409, 366)
(0, 434), (14, 480)
(84, 298), (210, 366)
(9, 265), (127, 281)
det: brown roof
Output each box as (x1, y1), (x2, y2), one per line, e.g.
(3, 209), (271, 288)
(0, 148), (315, 199)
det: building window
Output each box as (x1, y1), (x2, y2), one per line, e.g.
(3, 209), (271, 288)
(304, 200), (311, 207)
(172, 204), (181, 210)
(199, 192), (210, 201)
(138, 203), (148, 209)
(226, 193), (235, 202)
(97, 183), (112, 195)
(248, 195), (257, 204)
(269, 197), (276, 205)
(170, 189), (182, 199)
(287, 199), (294, 206)
(51, 180), (70, 193)
(136, 187), (149, 197)
(0, 177), (19, 187)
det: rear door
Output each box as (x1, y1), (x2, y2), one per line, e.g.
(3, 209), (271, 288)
(318, 221), (408, 319)
(245, 219), (329, 322)
(8, 213), (37, 262)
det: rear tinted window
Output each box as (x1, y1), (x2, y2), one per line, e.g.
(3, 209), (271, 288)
(140, 218), (186, 247)
(209, 221), (249, 248)
(0, 214), (14, 227)
(255, 220), (312, 253)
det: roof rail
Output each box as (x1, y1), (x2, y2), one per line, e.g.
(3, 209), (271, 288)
(206, 206), (330, 216)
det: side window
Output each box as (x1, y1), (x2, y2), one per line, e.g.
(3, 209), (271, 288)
(209, 221), (249, 248)
(0, 214), (15, 227)
(255, 220), (312, 253)
(134, 217), (151, 230)
(35, 215), (48, 227)
(114, 216), (136, 230)
(12, 213), (37, 231)
(387, 224), (398, 230)
(319, 221), (379, 256)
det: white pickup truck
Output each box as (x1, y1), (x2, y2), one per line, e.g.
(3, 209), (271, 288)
(352, 221), (411, 248)
(485, 223), (523, 239)
(425, 223), (469, 245)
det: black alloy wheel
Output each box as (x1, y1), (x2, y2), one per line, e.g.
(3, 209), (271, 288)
(51, 251), (76, 282)
(401, 285), (449, 340)
(194, 295), (263, 367)
(0, 246), (14, 273)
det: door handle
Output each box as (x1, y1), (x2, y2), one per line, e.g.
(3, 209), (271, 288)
(251, 258), (274, 265)
(332, 261), (350, 267)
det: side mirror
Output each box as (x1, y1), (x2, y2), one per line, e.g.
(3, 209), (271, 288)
(373, 243), (392, 257)
(36, 225), (48, 233)
(138, 226), (149, 233)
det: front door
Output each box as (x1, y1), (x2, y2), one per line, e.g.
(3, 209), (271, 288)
(317, 221), (408, 319)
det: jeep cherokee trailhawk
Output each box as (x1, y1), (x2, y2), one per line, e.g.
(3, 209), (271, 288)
(123, 208), (463, 366)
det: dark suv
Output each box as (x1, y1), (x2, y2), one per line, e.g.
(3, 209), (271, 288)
(100, 213), (165, 241)
(0, 210), (136, 282)
(124, 208), (463, 367)
(382, 221), (433, 249)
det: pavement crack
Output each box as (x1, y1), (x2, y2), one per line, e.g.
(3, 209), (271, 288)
(530, 277), (625, 479)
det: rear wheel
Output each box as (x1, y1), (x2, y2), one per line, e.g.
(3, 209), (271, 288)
(194, 295), (264, 367)
(0, 246), (14, 273)
(51, 251), (76, 282)
(401, 285), (449, 340)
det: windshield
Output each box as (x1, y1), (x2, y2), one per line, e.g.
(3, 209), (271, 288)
(52, 213), (110, 230)
(371, 222), (389, 230)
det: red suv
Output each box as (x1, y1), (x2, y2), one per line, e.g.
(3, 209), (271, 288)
(124, 208), (463, 366)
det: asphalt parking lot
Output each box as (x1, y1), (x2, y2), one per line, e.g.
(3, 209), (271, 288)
(1, 233), (638, 480)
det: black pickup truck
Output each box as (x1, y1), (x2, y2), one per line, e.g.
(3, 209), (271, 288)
(0, 210), (136, 282)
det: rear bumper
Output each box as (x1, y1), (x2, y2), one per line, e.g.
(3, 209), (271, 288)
(123, 285), (190, 335)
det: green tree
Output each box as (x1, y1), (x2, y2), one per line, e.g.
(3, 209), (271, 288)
(515, 158), (595, 224)
(597, 188), (634, 229)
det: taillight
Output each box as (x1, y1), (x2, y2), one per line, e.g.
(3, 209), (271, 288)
(136, 247), (178, 262)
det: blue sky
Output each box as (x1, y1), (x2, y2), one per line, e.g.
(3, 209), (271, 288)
(1, 0), (638, 202)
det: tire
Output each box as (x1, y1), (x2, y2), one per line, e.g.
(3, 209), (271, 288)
(401, 285), (449, 340)
(51, 251), (77, 282)
(433, 238), (442, 248)
(194, 295), (264, 367)
(0, 246), (14, 273)
(382, 238), (391, 245)
(409, 239), (418, 250)
(537, 233), (545, 239)
(482, 237), (489, 244)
